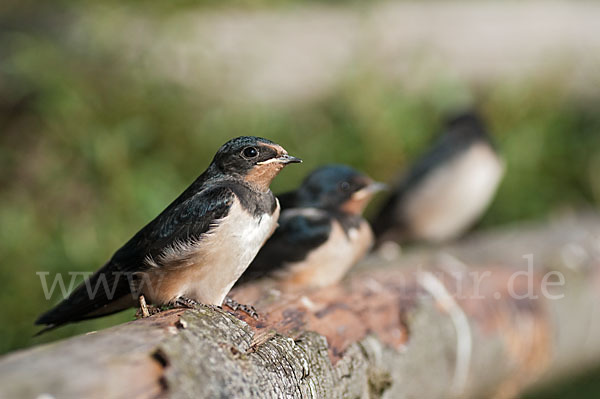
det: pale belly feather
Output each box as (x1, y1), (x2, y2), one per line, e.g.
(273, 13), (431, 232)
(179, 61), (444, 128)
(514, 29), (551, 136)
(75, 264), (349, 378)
(279, 219), (373, 288)
(401, 143), (504, 242)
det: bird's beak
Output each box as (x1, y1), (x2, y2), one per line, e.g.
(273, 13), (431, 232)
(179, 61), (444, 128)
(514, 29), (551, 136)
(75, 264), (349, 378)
(258, 154), (302, 165)
(342, 181), (386, 215)
(351, 181), (388, 200)
(367, 181), (388, 193)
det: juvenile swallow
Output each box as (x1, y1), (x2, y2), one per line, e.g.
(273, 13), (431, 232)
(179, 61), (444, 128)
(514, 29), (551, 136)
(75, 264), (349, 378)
(36, 136), (301, 332)
(238, 165), (385, 288)
(372, 112), (505, 244)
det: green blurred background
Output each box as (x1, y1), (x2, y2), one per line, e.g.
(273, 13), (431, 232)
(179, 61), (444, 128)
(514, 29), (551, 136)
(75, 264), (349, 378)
(1, 1), (600, 396)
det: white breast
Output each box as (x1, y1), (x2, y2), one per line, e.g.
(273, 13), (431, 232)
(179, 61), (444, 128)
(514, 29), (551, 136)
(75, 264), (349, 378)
(400, 143), (504, 242)
(279, 215), (373, 288)
(145, 198), (279, 306)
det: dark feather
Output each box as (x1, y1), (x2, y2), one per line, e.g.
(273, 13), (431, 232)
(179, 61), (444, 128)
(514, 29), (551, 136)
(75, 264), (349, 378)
(114, 184), (236, 265)
(276, 190), (298, 210)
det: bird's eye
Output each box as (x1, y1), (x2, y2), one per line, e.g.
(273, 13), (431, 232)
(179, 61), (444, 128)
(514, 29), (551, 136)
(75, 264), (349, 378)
(340, 182), (351, 192)
(242, 147), (259, 159)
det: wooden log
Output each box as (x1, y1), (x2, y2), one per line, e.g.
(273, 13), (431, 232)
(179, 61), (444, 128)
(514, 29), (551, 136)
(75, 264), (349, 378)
(1, 214), (600, 399)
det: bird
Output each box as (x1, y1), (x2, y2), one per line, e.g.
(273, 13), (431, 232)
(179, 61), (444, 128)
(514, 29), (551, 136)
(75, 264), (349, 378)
(372, 112), (505, 245)
(35, 136), (301, 333)
(237, 164), (385, 289)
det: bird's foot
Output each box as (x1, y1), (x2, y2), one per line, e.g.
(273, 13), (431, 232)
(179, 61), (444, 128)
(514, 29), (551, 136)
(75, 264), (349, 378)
(223, 296), (259, 319)
(174, 296), (200, 309)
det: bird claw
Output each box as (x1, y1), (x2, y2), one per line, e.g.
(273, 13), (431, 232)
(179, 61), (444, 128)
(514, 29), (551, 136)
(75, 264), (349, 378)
(223, 296), (259, 319)
(167, 296), (259, 319)
(174, 296), (200, 309)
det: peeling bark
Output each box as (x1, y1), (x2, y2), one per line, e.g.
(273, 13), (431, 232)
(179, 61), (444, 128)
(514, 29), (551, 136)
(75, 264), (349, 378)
(1, 215), (600, 399)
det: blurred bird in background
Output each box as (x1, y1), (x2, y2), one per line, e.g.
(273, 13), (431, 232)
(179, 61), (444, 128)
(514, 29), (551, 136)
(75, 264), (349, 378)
(372, 112), (505, 245)
(35, 136), (300, 333)
(238, 165), (385, 289)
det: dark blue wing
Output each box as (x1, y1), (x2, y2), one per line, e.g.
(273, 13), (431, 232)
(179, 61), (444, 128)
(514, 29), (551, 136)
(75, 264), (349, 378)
(114, 185), (235, 266)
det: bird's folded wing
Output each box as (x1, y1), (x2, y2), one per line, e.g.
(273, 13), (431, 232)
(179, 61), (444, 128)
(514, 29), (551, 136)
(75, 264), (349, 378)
(112, 185), (236, 268)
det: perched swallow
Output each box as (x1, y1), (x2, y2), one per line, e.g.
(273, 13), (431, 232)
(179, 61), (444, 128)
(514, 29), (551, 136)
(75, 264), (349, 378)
(238, 165), (385, 288)
(36, 136), (301, 332)
(372, 112), (505, 244)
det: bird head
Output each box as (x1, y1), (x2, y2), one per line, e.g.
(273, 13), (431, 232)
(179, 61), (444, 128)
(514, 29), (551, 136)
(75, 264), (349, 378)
(213, 136), (301, 191)
(295, 164), (386, 215)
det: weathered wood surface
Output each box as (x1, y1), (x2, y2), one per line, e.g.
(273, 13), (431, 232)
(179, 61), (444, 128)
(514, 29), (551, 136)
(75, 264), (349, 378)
(1, 214), (600, 399)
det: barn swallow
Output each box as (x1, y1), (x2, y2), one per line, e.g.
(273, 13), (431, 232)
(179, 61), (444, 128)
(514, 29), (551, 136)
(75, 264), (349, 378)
(35, 136), (301, 332)
(372, 112), (505, 244)
(238, 165), (385, 288)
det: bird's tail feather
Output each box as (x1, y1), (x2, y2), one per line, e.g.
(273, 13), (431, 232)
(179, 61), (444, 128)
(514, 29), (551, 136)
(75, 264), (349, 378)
(34, 263), (134, 332)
